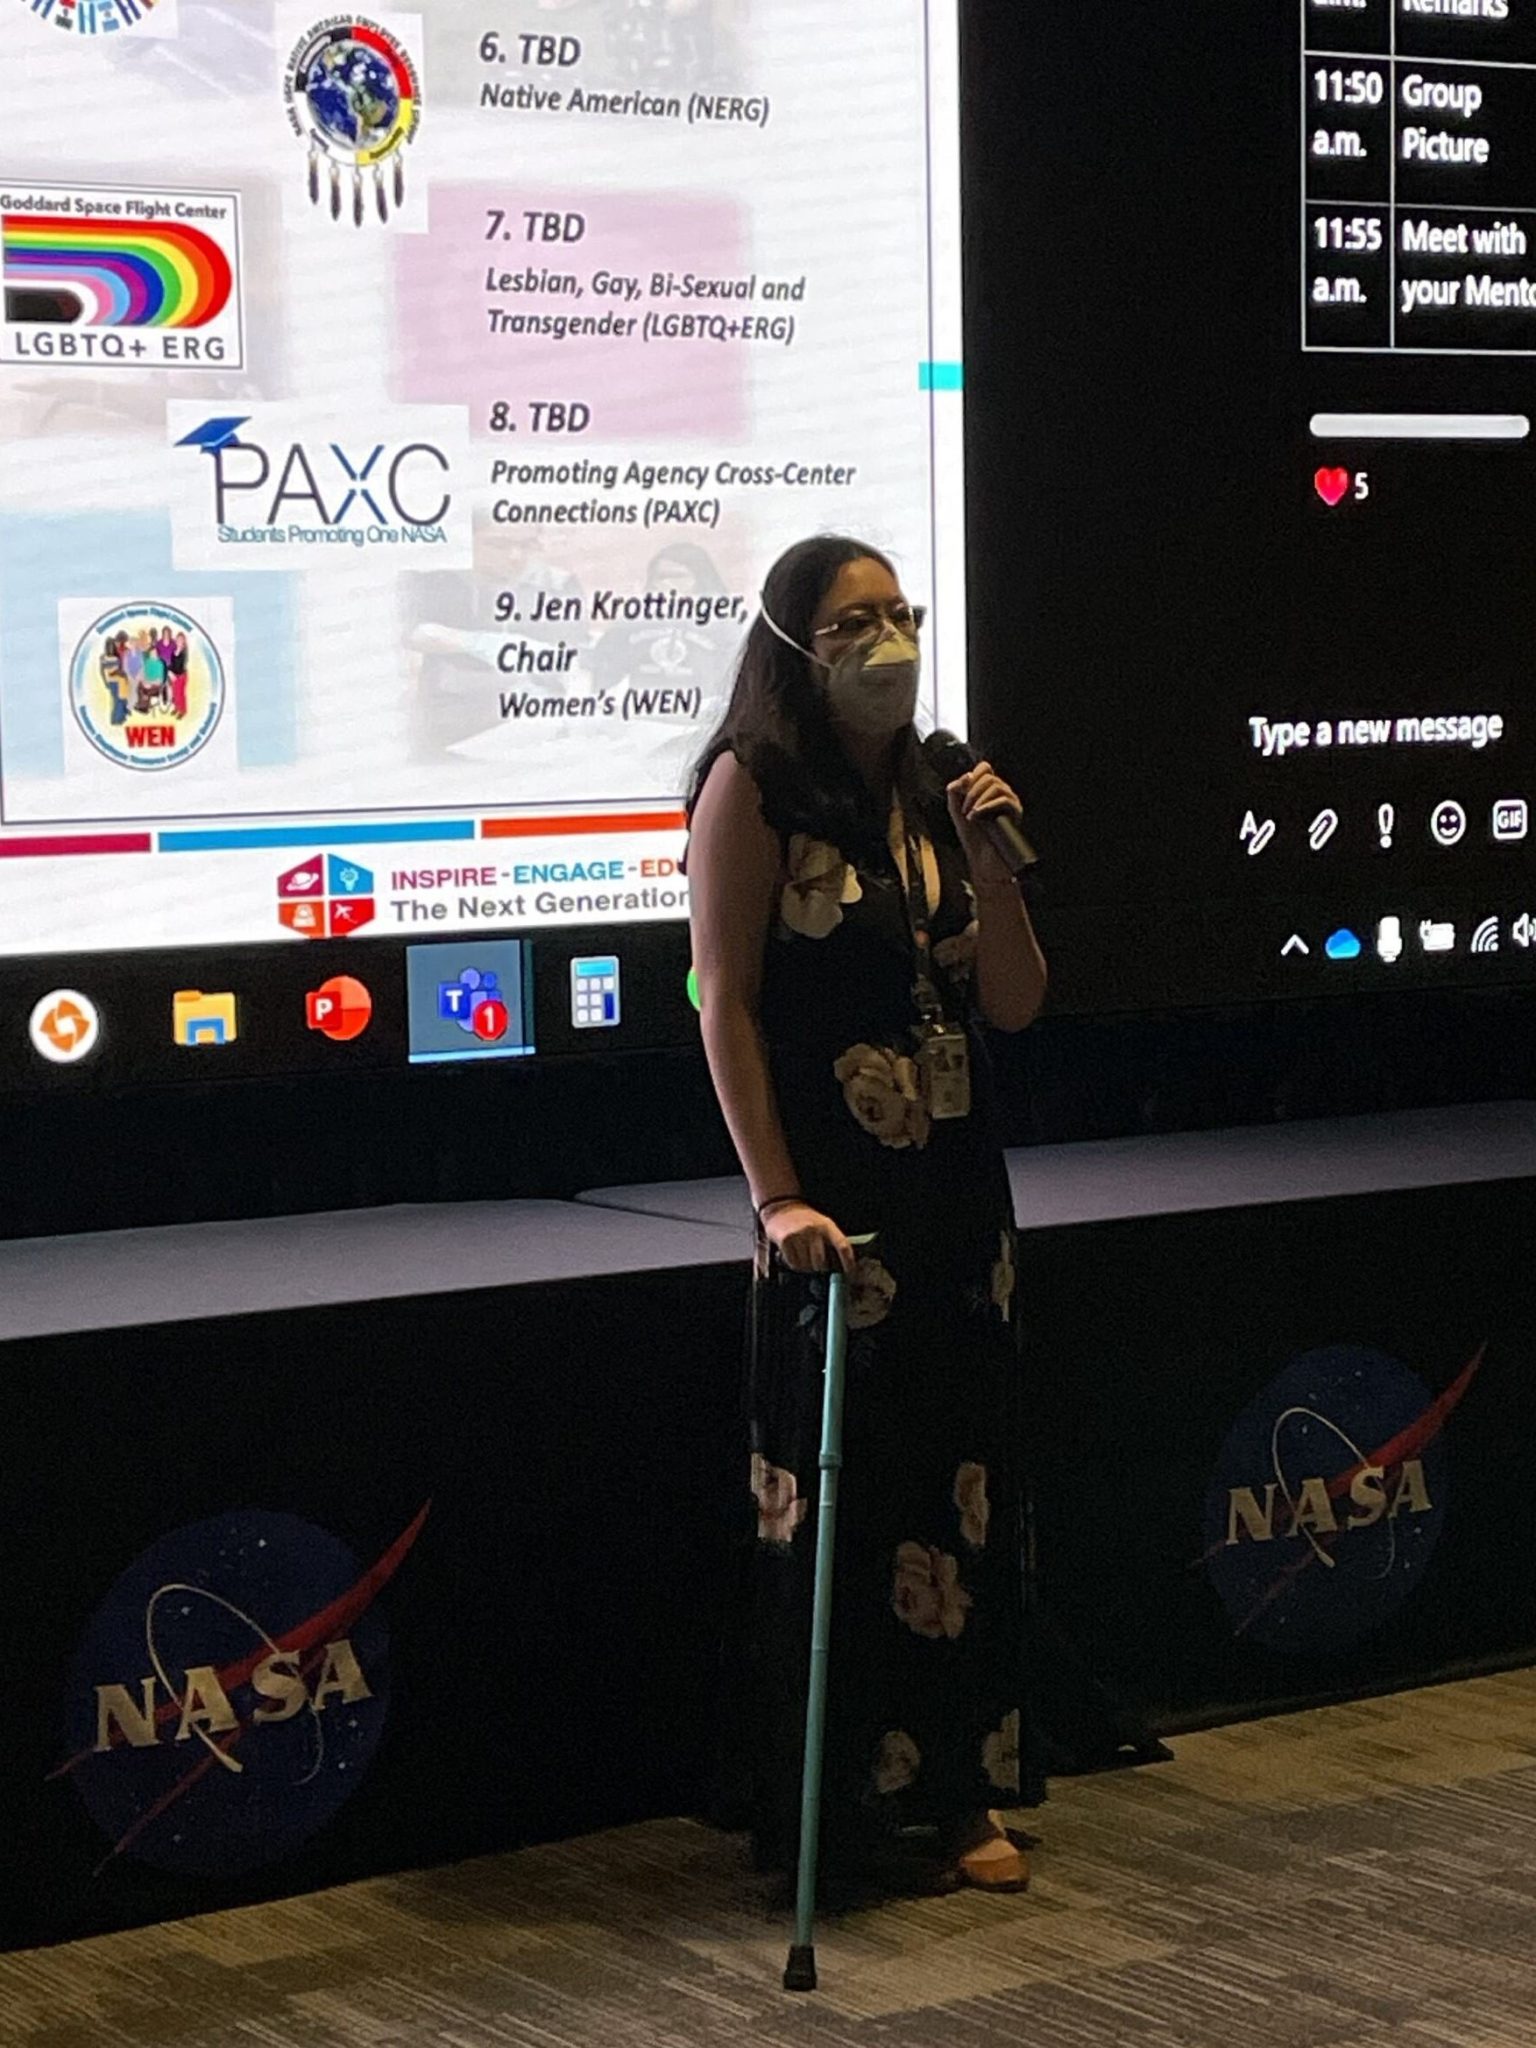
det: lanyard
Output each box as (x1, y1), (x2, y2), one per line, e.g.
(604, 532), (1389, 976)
(892, 810), (946, 1026)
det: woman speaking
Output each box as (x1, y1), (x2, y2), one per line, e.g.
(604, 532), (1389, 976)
(687, 535), (1048, 1895)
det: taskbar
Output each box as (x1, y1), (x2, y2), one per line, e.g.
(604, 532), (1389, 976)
(1013, 889), (1536, 1015)
(0, 923), (699, 1091)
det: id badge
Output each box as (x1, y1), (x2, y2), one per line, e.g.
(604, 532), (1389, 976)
(918, 1022), (971, 1121)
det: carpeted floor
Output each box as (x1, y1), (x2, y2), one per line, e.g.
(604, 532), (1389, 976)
(8, 1669), (1536, 2047)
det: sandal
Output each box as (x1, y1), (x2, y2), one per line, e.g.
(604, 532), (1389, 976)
(950, 1810), (1031, 1893)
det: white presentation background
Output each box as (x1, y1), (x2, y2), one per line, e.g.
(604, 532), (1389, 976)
(0, 0), (964, 955)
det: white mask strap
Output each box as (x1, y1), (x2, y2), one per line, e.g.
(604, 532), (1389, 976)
(759, 598), (826, 668)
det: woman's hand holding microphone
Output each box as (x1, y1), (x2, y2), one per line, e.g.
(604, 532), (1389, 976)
(945, 759), (1026, 889)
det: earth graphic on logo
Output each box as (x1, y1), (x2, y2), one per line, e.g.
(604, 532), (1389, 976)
(285, 18), (419, 223)
(307, 42), (400, 154)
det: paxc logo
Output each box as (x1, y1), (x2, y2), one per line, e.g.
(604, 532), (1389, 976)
(1200, 1342), (1483, 1655)
(167, 402), (470, 571)
(176, 415), (451, 543)
(56, 1506), (428, 1877)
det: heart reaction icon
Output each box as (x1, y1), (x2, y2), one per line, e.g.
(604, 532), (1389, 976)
(1314, 466), (1351, 508)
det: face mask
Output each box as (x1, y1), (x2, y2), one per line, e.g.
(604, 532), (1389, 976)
(761, 604), (921, 738)
(823, 628), (920, 736)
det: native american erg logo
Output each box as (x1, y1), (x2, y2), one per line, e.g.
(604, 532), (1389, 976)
(284, 15), (421, 226)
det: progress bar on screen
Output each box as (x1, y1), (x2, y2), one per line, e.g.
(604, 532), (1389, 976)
(1309, 413), (1531, 441)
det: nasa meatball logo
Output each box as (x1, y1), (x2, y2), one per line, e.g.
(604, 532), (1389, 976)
(56, 1505), (427, 1876)
(1202, 1343), (1483, 1655)
(69, 601), (225, 773)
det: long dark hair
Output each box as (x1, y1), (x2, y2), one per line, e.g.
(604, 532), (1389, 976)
(685, 534), (948, 866)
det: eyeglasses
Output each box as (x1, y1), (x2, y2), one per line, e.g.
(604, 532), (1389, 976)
(811, 601), (927, 646)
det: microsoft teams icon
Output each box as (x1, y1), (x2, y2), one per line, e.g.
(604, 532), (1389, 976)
(407, 941), (534, 1064)
(438, 966), (508, 1040)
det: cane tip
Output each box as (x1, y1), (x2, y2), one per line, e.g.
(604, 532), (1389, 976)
(783, 1944), (818, 1992)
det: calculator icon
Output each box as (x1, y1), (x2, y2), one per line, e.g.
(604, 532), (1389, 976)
(570, 954), (621, 1028)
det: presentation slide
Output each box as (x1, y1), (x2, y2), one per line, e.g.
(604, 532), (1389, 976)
(979, 2), (1536, 1013)
(0, 0), (963, 958)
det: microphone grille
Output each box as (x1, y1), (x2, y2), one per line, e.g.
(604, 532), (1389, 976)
(922, 728), (975, 778)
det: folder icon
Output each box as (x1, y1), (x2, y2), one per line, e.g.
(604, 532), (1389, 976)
(173, 989), (238, 1047)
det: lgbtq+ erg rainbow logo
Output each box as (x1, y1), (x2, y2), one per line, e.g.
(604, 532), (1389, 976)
(1, 215), (233, 328)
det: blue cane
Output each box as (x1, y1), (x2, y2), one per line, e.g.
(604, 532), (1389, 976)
(783, 1249), (860, 1994)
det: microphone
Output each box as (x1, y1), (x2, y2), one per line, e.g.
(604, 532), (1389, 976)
(922, 729), (1039, 876)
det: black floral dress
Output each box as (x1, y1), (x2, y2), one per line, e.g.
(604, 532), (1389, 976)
(732, 775), (1043, 1877)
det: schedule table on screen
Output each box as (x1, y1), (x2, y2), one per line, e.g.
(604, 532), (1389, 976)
(1303, 0), (1536, 352)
